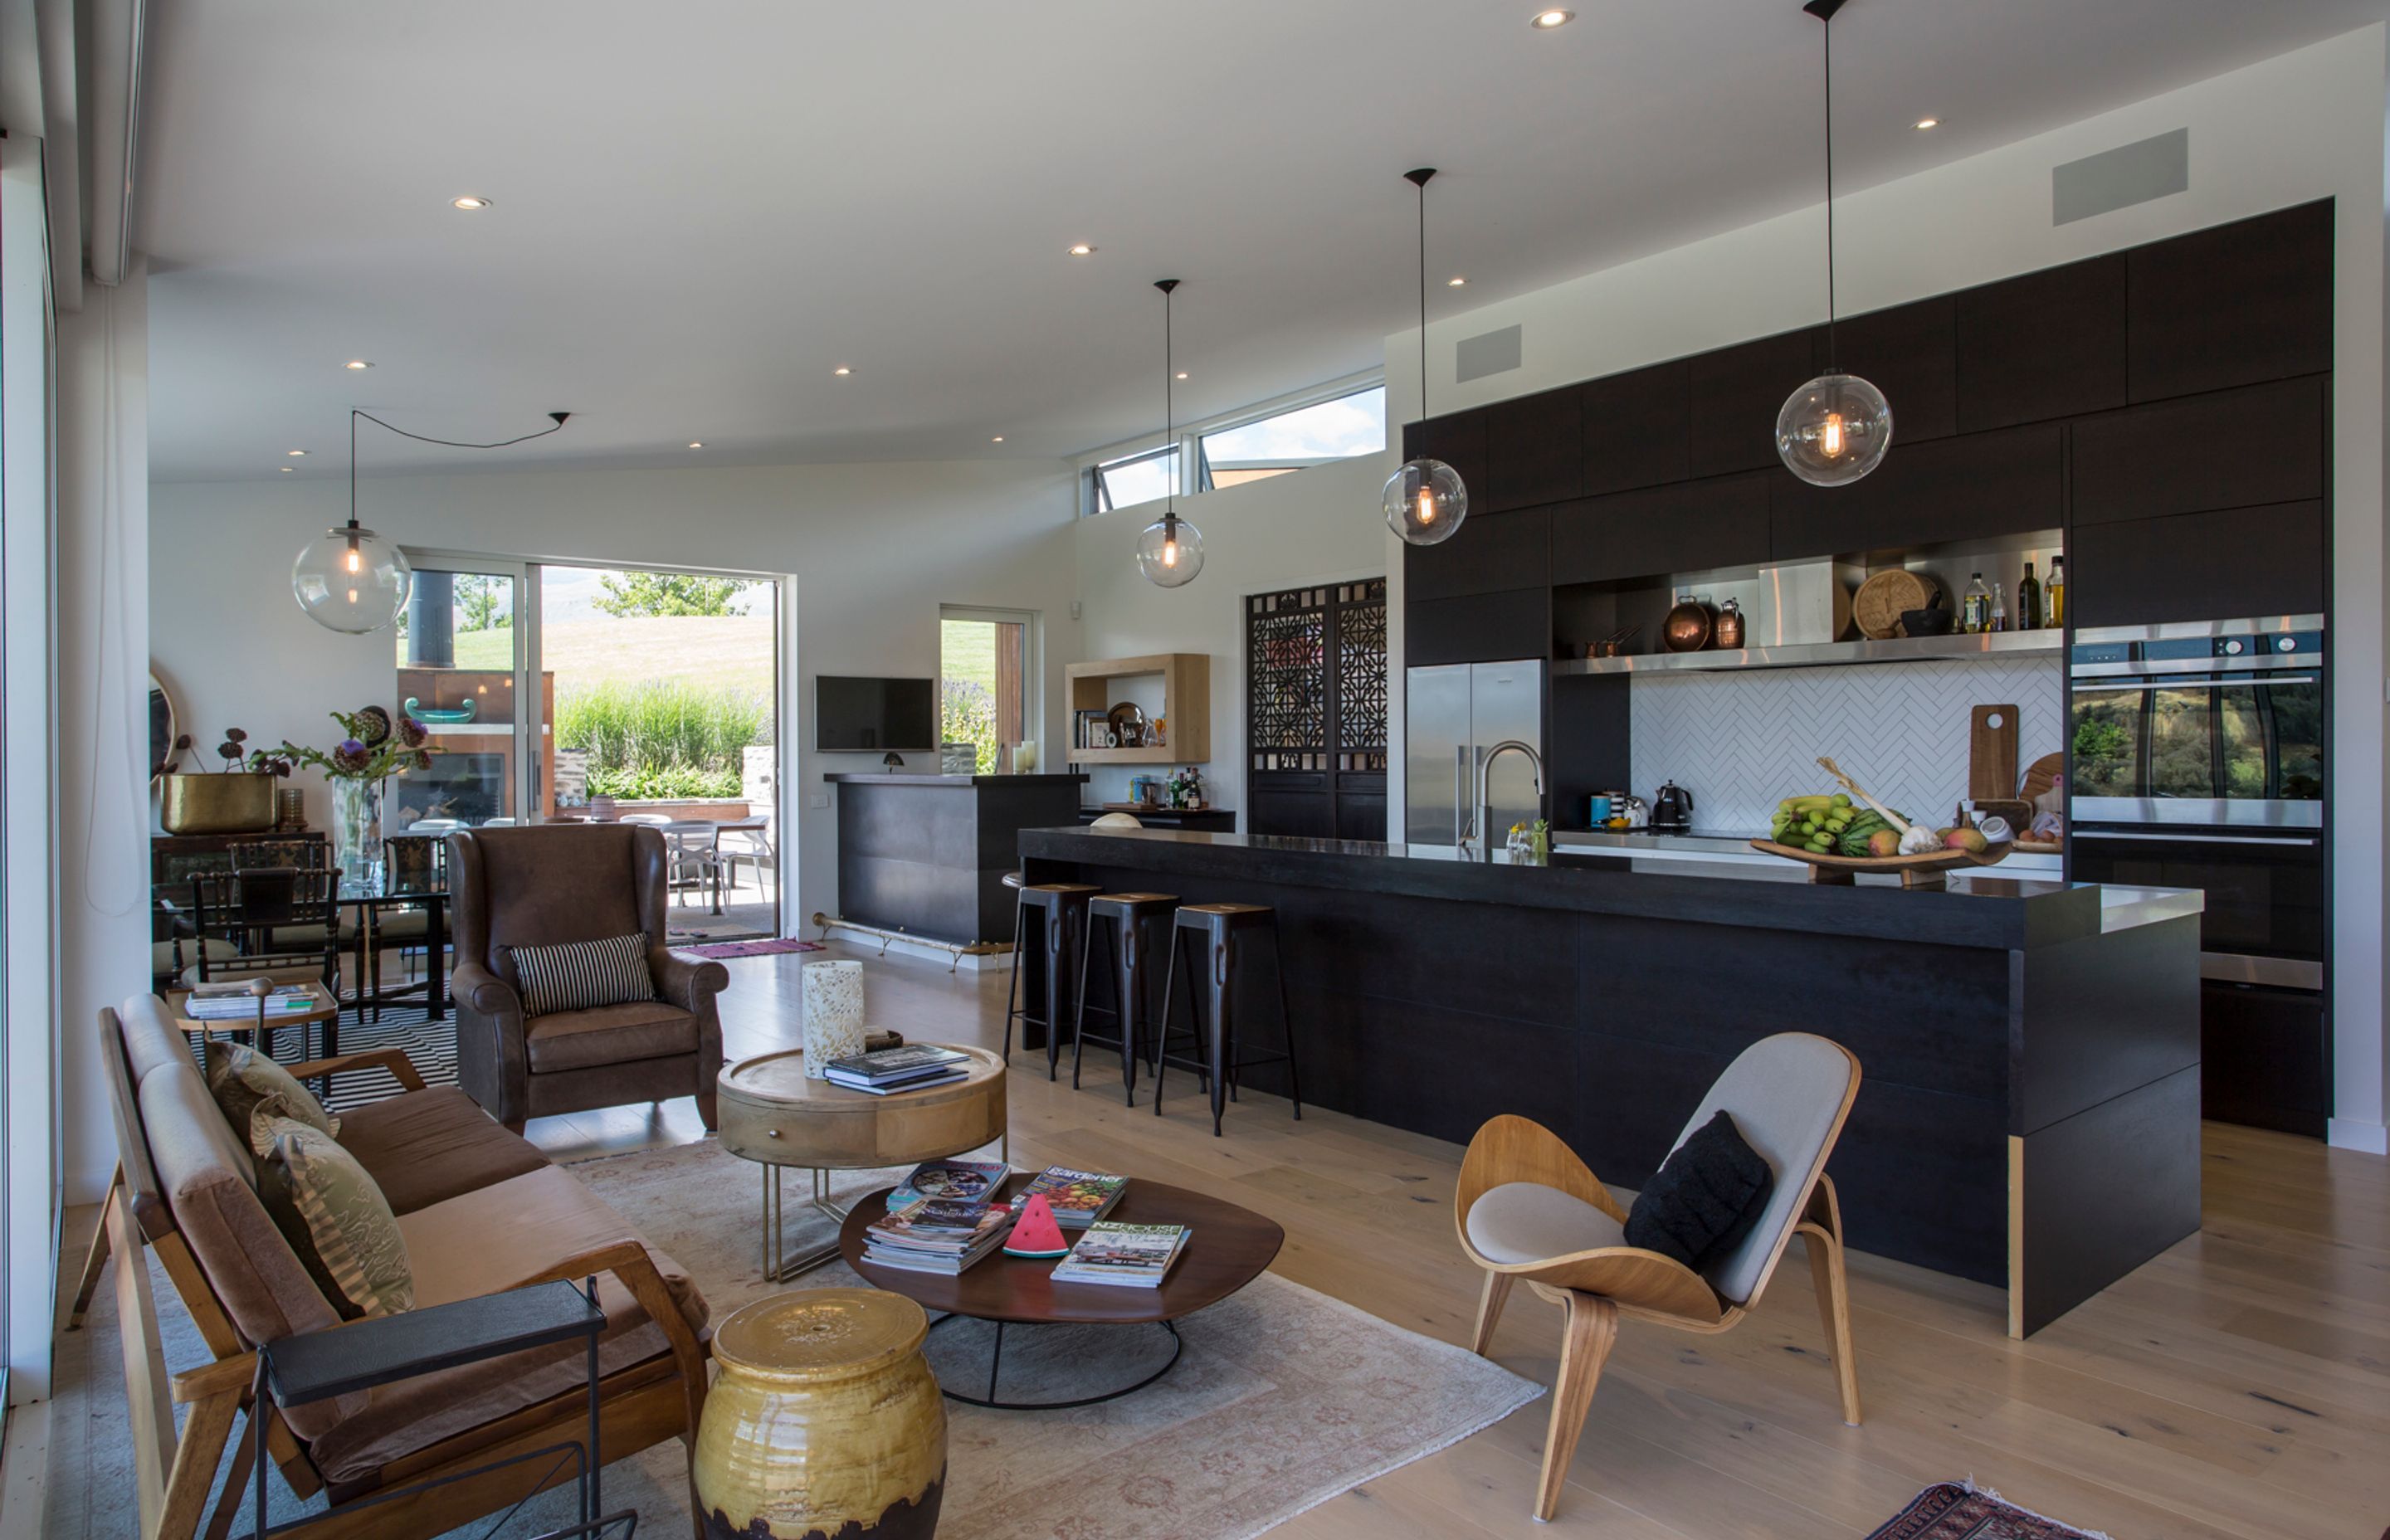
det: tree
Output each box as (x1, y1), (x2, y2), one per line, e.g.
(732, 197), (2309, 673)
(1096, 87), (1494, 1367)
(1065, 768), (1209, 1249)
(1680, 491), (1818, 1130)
(594, 572), (754, 617)
(455, 574), (509, 633)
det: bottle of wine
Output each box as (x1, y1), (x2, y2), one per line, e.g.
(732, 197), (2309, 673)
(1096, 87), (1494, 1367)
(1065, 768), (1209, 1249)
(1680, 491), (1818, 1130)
(2046, 557), (2066, 627)
(2017, 563), (2041, 632)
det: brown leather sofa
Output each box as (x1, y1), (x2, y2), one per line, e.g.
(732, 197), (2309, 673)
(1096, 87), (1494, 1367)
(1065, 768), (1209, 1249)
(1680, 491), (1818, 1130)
(446, 824), (729, 1133)
(80, 996), (710, 1538)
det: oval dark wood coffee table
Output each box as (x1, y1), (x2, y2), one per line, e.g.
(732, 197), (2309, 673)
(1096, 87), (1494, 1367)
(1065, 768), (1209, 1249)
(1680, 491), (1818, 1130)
(839, 1173), (1284, 1410)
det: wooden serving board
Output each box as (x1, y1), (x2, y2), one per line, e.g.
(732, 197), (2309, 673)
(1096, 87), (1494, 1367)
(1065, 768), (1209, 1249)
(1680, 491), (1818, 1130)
(1969, 704), (2019, 802)
(1748, 839), (2014, 889)
(2013, 838), (2062, 855)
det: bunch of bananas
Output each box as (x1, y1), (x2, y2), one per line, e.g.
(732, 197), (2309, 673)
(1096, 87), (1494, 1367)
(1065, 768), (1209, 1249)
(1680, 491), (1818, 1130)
(1772, 793), (1905, 857)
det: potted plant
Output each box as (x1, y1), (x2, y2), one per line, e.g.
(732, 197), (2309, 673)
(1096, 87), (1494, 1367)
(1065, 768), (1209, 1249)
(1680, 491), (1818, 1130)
(159, 729), (291, 835)
(279, 706), (432, 886)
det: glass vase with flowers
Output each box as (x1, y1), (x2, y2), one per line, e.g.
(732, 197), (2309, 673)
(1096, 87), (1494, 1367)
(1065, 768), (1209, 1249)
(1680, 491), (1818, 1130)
(280, 705), (432, 890)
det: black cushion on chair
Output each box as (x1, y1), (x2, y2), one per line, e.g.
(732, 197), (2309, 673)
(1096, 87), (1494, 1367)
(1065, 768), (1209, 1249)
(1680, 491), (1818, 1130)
(1625, 1110), (1775, 1274)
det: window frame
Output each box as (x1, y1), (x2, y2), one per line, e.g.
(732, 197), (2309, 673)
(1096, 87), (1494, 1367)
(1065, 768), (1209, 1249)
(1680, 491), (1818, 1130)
(1079, 368), (1384, 516)
(939, 604), (1042, 772)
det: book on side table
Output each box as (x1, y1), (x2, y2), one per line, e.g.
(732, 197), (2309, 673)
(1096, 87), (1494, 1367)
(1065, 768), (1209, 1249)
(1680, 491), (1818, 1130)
(823, 1044), (971, 1095)
(183, 982), (321, 1021)
(887, 1157), (1009, 1211)
(861, 1197), (1014, 1275)
(1014, 1167), (1129, 1229)
(1051, 1221), (1191, 1288)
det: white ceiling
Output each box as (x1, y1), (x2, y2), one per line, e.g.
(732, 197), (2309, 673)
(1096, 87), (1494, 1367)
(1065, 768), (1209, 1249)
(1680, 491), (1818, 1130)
(138, 0), (2390, 482)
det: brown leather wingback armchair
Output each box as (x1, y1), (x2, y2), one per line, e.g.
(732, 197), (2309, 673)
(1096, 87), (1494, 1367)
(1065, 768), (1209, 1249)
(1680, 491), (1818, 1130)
(447, 824), (728, 1133)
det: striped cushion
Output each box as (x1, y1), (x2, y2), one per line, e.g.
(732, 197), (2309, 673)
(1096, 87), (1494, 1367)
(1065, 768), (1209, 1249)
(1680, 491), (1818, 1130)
(506, 933), (656, 1017)
(254, 1109), (414, 1319)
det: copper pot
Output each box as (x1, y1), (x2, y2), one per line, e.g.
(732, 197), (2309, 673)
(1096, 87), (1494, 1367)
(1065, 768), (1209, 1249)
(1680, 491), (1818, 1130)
(1662, 600), (1713, 653)
(1714, 597), (1746, 650)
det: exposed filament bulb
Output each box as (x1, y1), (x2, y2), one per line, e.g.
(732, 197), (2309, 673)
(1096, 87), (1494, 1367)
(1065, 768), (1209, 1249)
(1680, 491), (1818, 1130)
(1820, 412), (1846, 459)
(1417, 485), (1436, 525)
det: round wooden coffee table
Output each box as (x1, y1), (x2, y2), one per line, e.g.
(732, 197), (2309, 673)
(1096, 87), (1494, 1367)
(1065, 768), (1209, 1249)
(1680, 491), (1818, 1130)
(839, 1173), (1284, 1409)
(718, 1045), (1007, 1281)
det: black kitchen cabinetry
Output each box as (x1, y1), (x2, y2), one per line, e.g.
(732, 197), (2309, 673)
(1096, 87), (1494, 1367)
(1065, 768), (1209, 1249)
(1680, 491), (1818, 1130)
(1954, 253), (2129, 432)
(2129, 199), (2333, 403)
(2200, 981), (2329, 1138)
(1832, 295), (1958, 444)
(2068, 500), (2325, 630)
(1485, 387), (1582, 513)
(1406, 587), (1551, 667)
(1581, 359), (1692, 495)
(2071, 376), (2326, 526)
(1551, 473), (1769, 587)
(1400, 407), (1491, 499)
(1769, 422), (2061, 558)
(1404, 507), (1551, 603)
(1687, 329), (1822, 478)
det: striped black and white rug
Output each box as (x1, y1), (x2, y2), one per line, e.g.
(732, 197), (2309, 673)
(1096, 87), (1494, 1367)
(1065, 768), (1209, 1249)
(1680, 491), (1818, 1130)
(319, 1002), (461, 1111)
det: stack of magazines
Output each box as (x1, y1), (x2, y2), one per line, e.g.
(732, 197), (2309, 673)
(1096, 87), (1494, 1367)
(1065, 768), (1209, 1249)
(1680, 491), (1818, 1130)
(885, 1157), (1008, 1211)
(183, 982), (317, 1021)
(861, 1194), (1013, 1275)
(1051, 1221), (1191, 1288)
(822, 1045), (970, 1095)
(1014, 1166), (1129, 1229)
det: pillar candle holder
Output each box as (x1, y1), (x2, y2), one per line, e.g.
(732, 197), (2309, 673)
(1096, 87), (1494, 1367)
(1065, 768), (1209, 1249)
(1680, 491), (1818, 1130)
(801, 961), (866, 1078)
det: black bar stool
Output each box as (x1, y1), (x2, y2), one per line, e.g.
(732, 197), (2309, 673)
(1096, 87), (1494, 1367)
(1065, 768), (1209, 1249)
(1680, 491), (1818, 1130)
(1000, 871), (1028, 1045)
(1004, 882), (1100, 1078)
(1071, 892), (1178, 1105)
(1154, 902), (1304, 1136)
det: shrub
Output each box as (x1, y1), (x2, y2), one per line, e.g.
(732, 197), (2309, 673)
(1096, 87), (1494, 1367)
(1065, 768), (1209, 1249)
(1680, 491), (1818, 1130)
(556, 680), (769, 796)
(942, 677), (997, 774)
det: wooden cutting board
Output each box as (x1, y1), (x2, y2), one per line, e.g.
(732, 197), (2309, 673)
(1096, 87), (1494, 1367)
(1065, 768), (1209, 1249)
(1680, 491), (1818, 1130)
(1969, 704), (2019, 802)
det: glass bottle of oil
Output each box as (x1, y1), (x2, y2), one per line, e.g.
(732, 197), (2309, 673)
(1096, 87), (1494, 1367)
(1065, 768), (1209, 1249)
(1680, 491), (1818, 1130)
(2046, 556), (2066, 627)
(1963, 573), (1990, 634)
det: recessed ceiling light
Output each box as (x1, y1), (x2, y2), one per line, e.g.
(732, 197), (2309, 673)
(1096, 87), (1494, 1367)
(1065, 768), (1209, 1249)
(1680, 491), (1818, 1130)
(451, 195), (492, 211)
(1530, 8), (1574, 28)
(1447, 275), (1467, 287)
(279, 465), (295, 473)
(688, 441), (704, 449)
(286, 448), (307, 456)
(992, 436), (1005, 443)
(344, 359), (373, 370)
(1914, 116), (1940, 130)
(1067, 243), (1096, 256)
(834, 366), (852, 376)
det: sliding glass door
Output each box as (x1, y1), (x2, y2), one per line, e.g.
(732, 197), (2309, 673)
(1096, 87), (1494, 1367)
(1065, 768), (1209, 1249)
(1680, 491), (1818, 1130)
(393, 557), (534, 828)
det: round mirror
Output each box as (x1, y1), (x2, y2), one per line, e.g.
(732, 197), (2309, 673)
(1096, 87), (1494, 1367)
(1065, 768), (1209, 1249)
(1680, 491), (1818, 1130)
(149, 670), (178, 782)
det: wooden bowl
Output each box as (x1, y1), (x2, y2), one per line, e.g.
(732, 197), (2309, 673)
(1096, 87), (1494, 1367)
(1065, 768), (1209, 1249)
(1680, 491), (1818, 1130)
(1748, 838), (2014, 889)
(1853, 570), (1938, 640)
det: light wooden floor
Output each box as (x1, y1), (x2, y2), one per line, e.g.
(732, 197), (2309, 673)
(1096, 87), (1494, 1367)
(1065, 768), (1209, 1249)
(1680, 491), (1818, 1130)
(508, 940), (2389, 1540)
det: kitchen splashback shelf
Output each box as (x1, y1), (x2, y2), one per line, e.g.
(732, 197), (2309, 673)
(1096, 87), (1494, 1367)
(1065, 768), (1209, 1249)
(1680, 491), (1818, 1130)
(1554, 629), (2061, 677)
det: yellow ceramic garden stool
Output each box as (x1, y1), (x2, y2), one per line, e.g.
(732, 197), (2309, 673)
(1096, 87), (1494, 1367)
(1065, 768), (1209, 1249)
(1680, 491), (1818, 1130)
(694, 1288), (947, 1540)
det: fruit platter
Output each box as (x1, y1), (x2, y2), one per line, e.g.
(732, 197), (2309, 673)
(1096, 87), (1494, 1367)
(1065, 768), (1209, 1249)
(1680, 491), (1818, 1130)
(1749, 757), (2012, 889)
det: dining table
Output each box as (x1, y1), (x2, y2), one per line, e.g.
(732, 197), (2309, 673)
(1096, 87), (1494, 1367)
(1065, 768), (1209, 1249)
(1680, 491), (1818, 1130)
(338, 870), (451, 1021)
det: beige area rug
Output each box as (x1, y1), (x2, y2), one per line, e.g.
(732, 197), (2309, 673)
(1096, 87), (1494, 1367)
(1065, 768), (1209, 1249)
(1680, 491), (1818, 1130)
(52, 1137), (1542, 1540)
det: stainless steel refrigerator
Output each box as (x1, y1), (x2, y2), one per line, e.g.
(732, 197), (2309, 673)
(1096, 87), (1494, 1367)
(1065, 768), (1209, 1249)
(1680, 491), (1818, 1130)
(1405, 661), (1545, 846)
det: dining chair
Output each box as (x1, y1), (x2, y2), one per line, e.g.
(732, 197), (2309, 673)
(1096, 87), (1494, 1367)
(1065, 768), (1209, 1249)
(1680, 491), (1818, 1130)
(188, 870), (347, 1055)
(1454, 1032), (1863, 1521)
(715, 816), (776, 902)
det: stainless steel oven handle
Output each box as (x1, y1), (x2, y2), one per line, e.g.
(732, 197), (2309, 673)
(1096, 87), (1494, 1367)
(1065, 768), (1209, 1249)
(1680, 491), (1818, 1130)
(2068, 674), (2317, 689)
(2071, 831), (2320, 846)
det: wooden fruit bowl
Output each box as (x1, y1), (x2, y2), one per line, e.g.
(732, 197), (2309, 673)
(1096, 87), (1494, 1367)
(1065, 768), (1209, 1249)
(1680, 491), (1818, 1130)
(1748, 839), (2014, 889)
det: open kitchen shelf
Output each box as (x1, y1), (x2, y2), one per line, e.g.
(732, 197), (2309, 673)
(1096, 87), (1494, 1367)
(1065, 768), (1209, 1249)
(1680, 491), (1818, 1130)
(1553, 629), (2062, 678)
(1066, 651), (1210, 764)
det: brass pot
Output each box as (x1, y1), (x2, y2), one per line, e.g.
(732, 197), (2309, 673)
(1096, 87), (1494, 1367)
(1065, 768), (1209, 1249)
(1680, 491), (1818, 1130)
(160, 774), (277, 836)
(1662, 600), (1713, 653)
(694, 1289), (946, 1540)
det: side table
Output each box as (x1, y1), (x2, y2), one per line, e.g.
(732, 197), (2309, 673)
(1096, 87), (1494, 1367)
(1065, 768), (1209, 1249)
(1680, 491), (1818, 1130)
(716, 1045), (1007, 1281)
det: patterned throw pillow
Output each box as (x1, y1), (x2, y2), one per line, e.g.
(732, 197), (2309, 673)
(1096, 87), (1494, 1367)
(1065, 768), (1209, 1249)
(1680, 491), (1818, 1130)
(253, 1112), (414, 1319)
(203, 1040), (339, 1151)
(505, 933), (656, 1016)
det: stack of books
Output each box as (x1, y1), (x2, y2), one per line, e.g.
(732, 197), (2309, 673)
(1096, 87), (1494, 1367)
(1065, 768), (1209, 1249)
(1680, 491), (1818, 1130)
(183, 982), (318, 1021)
(861, 1194), (1013, 1275)
(1015, 1166), (1129, 1229)
(822, 1045), (970, 1095)
(885, 1157), (1008, 1211)
(1051, 1221), (1191, 1288)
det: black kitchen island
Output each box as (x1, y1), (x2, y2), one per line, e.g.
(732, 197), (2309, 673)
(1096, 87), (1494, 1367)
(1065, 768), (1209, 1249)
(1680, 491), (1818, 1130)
(1020, 826), (2205, 1337)
(827, 772), (1087, 947)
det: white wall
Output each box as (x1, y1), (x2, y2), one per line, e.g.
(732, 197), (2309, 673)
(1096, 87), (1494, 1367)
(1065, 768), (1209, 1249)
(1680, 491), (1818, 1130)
(1381, 27), (2390, 1153)
(1073, 454), (1397, 819)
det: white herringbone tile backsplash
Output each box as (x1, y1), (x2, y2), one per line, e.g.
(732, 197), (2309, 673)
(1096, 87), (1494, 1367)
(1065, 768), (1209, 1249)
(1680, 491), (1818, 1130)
(1627, 659), (2064, 834)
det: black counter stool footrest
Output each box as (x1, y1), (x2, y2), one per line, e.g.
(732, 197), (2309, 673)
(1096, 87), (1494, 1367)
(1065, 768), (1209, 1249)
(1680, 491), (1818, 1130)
(1005, 882), (1100, 1078)
(1072, 893), (1179, 1105)
(1154, 902), (1303, 1136)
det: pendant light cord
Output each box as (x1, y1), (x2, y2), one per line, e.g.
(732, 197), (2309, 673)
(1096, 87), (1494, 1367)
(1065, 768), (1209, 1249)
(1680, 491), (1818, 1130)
(1417, 174), (1431, 420)
(1821, 12), (1838, 369)
(1159, 280), (1178, 526)
(349, 408), (571, 531)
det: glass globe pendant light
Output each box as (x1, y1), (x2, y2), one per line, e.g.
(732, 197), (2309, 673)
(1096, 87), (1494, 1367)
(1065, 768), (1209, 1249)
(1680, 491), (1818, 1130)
(293, 408), (570, 633)
(1777, 0), (1892, 488)
(1137, 279), (1205, 588)
(1387, 168), (1469, 543)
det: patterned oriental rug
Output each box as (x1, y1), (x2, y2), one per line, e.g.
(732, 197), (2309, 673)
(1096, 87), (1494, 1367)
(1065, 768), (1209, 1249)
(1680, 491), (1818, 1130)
(1866, 1482), (2110, 1540)
(669, 936), (823, 959)
(53, 1138), (1544, 1540)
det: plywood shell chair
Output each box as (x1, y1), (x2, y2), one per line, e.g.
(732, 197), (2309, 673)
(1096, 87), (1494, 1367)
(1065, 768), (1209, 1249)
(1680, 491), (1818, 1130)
(1456, 1032), (1863, 1522)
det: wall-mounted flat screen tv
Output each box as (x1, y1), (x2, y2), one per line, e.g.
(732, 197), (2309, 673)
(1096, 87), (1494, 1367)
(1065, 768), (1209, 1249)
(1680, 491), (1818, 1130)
(815, 675), (937, 753)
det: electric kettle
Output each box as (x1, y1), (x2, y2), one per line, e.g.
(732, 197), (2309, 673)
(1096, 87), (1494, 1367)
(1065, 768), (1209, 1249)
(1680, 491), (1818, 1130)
(1651, 781), (1695, 833)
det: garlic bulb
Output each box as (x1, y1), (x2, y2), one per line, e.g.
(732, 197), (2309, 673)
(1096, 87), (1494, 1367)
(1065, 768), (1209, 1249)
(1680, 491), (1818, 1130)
(1899, 823), (1942, 856)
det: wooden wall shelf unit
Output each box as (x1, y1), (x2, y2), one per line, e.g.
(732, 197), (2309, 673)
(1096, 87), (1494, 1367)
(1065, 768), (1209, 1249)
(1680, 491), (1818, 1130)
(1067, 653), (1210, 764)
